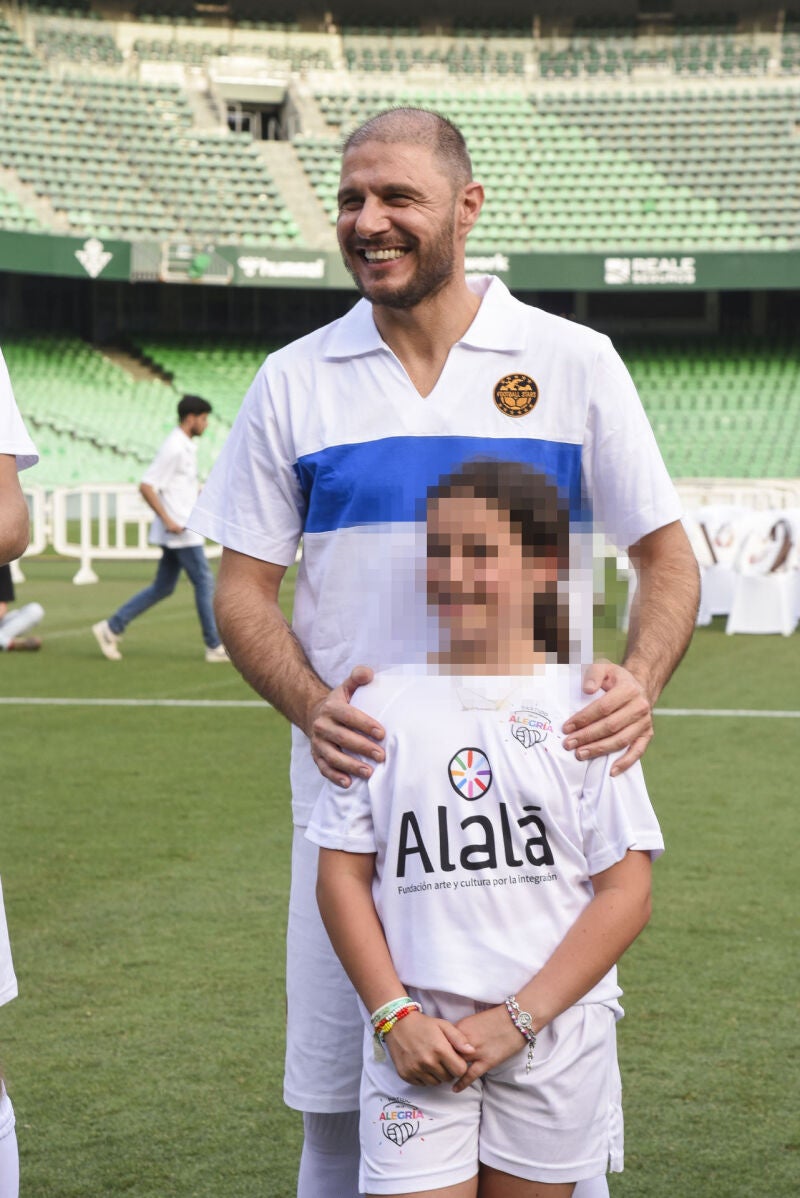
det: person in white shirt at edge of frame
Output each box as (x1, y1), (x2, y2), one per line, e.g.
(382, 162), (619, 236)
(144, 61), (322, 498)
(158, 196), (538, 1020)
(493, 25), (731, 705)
(0, 344), (39, 1198)
(92, 394), (229, 664)
(188, 109), (700, 1198)
(309, 459), (664, 1198)
(0, 347), (37, 568)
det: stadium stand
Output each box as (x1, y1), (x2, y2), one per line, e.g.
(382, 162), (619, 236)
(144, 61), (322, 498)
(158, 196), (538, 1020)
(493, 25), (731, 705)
(130, 337), (274, 427)
(622, 339), (800, 479)
(297, 86), (797, 250)
(0, 3), (797, 495)
(34, 25), (122, 65)
(2, 335), (173, 485)
(133, 35), (333, 70)
(0, 184), (42, 232)
(0, 7), (797, 251)
(4, 331), (797, 488)
(0, 13), (299, 244)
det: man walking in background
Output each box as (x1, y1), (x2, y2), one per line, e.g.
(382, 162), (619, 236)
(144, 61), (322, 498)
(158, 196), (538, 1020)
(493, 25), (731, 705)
(93, 394), (228, 663)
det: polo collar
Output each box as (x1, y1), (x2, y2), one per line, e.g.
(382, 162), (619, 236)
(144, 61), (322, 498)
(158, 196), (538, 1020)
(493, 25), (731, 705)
(459, 275), (527, 353)
(323, 274), (526, 360)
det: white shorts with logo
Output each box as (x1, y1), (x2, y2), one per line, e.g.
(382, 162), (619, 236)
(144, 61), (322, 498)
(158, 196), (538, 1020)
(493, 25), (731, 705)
(359, 991), (623, 1195)
(284, 826), (363, 1112)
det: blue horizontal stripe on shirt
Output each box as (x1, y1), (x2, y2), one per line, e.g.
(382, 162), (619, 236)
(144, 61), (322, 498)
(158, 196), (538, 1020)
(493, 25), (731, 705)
(294, 436), (588, 533)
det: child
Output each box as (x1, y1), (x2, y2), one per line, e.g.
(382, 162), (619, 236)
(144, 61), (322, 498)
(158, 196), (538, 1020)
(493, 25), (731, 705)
(308, 460), (663, 1198)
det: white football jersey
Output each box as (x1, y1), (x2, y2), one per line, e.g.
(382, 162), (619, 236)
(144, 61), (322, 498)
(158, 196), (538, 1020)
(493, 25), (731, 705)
(308, 668), (664, 1010)
(190, 277), (680, 822)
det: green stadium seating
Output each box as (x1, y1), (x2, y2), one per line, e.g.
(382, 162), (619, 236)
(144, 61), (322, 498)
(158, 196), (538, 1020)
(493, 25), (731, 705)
(298, 85), (798, 251)
(2, 335), (287, 486)
(35, 26), (122, 65)
(2, 336), (181, 486)
(5, 333), (798, 486)
(0, 15), (300, 245)
(622, 339), (800, 478)
(130, 337), (275, 427)
(0, 186), (42, 233)
(1, 9), (798, 253)
(133, 36), (332, 71)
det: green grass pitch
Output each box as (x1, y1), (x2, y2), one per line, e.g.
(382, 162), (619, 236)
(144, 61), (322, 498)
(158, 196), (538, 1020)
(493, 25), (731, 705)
(1, 556), (798, 1197)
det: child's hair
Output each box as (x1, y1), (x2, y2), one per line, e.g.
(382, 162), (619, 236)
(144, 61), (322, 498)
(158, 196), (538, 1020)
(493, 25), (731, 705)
(427, 458), (572, 663)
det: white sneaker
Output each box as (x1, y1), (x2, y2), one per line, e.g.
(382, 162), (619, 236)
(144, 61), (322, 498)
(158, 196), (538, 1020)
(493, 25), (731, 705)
(92, 619), (122, 661)
(205, 644), (230, 663)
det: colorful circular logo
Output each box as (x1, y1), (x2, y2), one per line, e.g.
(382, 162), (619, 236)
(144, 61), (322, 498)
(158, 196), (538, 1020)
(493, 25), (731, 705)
(448, 748), (493, 799)
(494, 373), (539, 418)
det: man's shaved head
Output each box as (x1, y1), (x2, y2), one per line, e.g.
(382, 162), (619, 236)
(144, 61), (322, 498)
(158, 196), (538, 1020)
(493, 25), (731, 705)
(342, 107), (473, 191)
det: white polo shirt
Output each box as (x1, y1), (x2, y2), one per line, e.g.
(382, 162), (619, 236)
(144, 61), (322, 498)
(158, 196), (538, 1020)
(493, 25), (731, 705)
(0, 879), (17, 1009)
(189, 276), (681, 823)
(143, 426), (204, 549)
(0, 349), (38, 470)
(307, 668), (664, 1011)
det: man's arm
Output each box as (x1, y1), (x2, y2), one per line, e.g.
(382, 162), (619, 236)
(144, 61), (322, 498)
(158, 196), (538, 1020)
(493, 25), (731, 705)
(139, 482), (183, 535)
(624, 518), (701, 699)
(563, 519), (700, 774)
(0, 454), (29, 566)
(214, 547), (385, 785)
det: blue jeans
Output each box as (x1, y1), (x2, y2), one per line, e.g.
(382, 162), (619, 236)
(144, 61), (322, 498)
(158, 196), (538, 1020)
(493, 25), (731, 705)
(109, 545), (220, 650)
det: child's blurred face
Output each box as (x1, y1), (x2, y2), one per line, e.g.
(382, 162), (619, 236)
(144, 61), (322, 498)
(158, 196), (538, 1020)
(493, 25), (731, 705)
(426, 492), (556, 667)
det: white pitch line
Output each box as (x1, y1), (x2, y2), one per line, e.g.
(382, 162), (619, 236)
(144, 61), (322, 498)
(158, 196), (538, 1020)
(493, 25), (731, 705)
(656, 708), (800, 718)
(0, 698), (797, 717)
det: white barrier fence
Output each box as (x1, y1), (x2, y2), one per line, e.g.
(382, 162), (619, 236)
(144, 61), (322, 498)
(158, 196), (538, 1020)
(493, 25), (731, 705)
(17, 481), (800, 613)
(18, 484), (221, 584)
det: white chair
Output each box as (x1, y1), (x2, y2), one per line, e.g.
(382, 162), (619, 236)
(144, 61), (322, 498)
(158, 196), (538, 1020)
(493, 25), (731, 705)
(726, 515), (798, 637)
(687, 506), (749, 624)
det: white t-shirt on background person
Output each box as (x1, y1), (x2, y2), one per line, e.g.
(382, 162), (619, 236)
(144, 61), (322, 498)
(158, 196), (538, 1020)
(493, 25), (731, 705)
(0, 349), (37, 470)
(143, 426), (204, 550)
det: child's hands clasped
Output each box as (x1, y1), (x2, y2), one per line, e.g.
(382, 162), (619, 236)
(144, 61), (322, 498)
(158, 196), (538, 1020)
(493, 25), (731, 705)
(450, 1005), (528, 1092)
(385, 1013), (475, 1086)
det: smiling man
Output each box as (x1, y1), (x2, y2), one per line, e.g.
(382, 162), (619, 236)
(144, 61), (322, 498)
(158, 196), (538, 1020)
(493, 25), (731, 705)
(337, 111), (470, 314)
(188, 108), (699, 1198)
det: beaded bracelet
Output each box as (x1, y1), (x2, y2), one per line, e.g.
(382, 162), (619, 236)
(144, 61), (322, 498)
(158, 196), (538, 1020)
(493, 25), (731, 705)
(370, 996), (423, 1061)
(505, 995), (536, 1073)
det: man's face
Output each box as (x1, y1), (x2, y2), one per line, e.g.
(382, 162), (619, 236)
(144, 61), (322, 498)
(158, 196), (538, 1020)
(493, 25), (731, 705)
(186, 413), (208, 437)
(336, 140), (459, 310)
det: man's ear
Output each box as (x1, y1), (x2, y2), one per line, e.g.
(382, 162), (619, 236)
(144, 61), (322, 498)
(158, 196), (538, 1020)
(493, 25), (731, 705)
(458, 181), (485, 238)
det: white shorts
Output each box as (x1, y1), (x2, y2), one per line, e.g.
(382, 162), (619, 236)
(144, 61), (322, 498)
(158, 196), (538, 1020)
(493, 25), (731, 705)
(359, 991), (623, 1195)
(284, 826), (364, 1112)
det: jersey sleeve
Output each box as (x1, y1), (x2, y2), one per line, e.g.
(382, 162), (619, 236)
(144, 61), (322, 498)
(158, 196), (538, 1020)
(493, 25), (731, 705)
(583, 337), (682, 550)
(187, 361), (306, 566)
(0, 350), (38, 471)
(579, 754), (664, 877)
(306, 775), (378, 854)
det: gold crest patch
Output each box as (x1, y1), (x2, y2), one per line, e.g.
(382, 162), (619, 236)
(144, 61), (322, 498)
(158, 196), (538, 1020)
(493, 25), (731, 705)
(494, 373), (539, 418)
